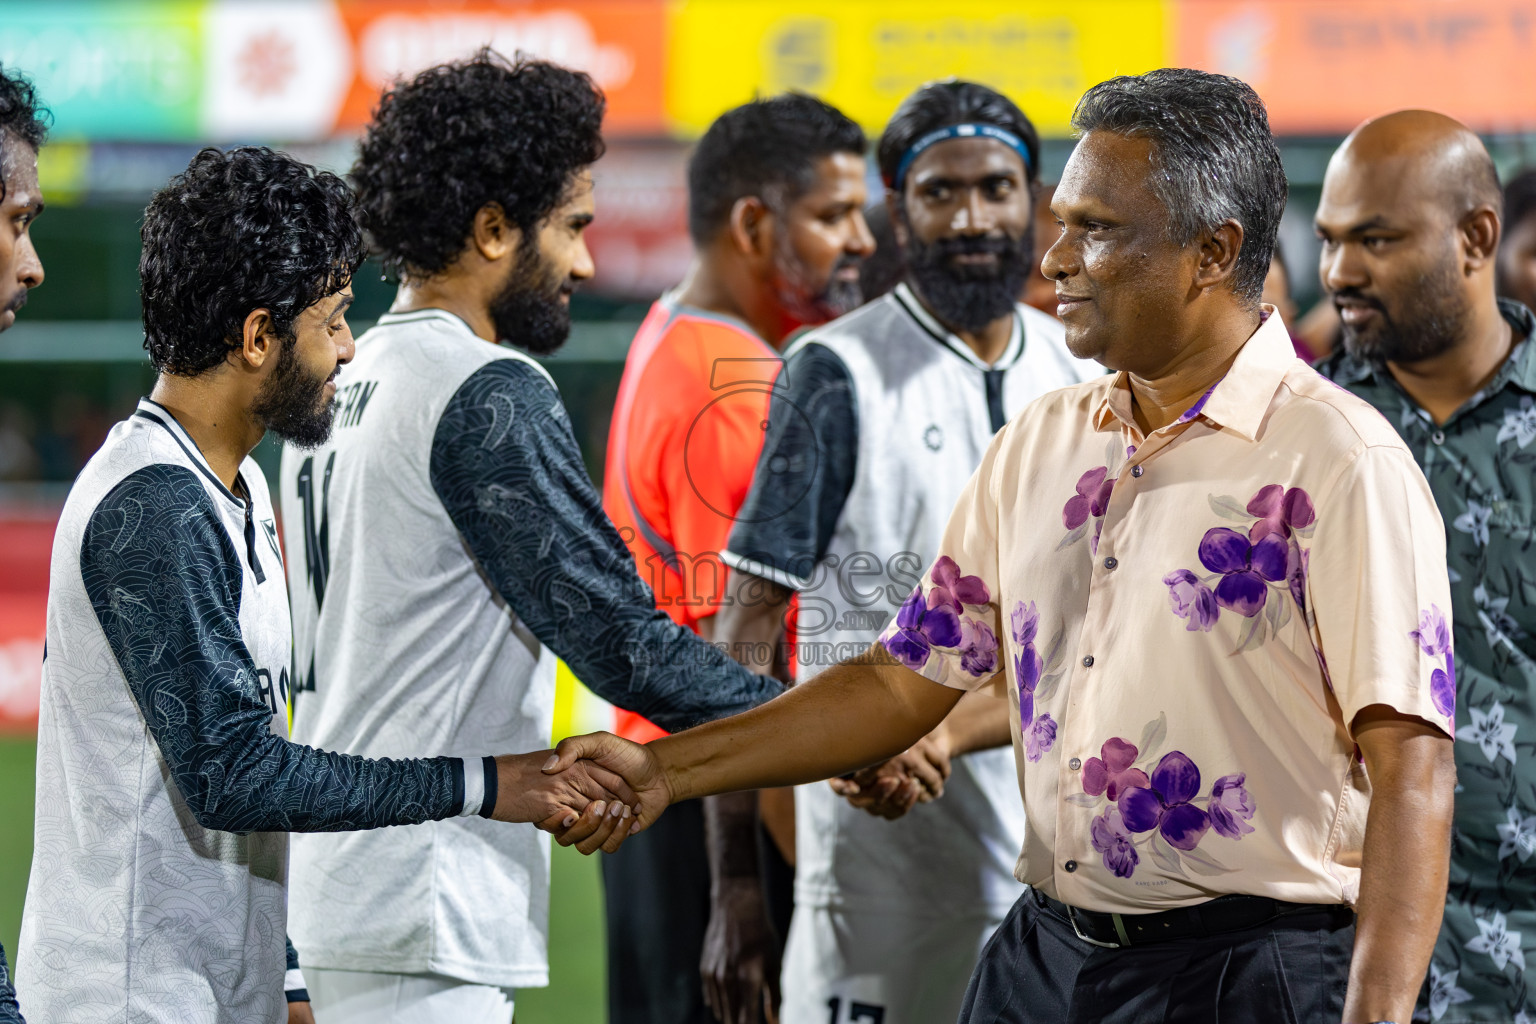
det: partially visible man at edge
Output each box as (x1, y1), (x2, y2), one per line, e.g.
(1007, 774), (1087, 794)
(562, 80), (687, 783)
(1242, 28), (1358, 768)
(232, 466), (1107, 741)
(716, 80), (1098, 1024)
(554, 68), (1457, 1024)
(602, 93), (873, 1024)
(0, 60), (47, 1024)
(1314, 110), (1536, 1023)
(1499, 167), (1536, 313)
(1023, 181), (1061, 315)
(279, 53), (783, 1024)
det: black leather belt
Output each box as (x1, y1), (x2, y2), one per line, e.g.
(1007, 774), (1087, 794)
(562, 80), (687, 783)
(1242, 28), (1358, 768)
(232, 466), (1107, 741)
(1031, 887), (1353, 949)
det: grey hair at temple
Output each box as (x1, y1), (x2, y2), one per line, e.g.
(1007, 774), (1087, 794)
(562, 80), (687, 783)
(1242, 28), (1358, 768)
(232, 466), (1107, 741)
(1071, 67), (1287, 304)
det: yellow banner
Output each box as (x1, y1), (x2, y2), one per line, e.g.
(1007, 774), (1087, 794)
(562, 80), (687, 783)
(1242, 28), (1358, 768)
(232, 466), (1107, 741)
(666, 0), (1167, 138)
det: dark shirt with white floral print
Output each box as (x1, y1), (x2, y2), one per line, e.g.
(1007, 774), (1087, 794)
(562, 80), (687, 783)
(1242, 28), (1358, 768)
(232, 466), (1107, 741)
(1319, 299), (1536, 1024)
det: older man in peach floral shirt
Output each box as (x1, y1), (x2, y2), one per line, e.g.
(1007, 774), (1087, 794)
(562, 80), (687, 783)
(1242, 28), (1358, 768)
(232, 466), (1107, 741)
(549, 69), (1457, 1024)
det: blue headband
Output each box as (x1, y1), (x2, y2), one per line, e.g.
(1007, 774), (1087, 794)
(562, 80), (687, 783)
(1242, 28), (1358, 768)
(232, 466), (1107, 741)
(890, 123), (1035, 191)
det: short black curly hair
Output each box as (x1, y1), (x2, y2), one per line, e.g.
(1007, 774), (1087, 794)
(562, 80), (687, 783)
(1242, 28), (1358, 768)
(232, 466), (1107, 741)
(140, 147), (366, 376)
(352, 49), (606, 281)
(687, 93), (865, 246)
(877, 80), (1040, 192)
(0, 64), (50, 198)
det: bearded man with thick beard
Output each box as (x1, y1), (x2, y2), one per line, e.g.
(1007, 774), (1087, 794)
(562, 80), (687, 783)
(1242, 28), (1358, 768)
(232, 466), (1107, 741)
(713, 80), (1099, 1024)
(275, 51), (784, 1024)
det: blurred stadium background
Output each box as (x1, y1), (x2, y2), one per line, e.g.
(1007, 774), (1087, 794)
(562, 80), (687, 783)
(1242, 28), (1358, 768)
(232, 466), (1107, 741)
(3, 1), (1536, 1019)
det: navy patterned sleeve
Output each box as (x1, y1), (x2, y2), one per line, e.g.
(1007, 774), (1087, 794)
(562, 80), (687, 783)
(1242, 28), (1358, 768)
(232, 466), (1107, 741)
(285, 936), (308, 1003)
(430, 359), (781, 732)
(82, 465), (465, 835)
(0, 939), (23, 1023)
(723, 342), (858, 589)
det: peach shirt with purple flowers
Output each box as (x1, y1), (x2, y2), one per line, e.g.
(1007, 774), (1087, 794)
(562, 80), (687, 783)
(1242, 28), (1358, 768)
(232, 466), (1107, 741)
(876, 308), (1455, 915)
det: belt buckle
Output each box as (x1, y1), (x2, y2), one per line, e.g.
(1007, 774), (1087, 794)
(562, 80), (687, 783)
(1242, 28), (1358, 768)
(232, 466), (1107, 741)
(1067, 906), (1123, 949)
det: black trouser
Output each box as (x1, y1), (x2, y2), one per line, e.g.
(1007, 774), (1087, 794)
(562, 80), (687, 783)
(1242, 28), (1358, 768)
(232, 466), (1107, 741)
(600, 798), (794, 1024)
(958, 890), (1354, 1023)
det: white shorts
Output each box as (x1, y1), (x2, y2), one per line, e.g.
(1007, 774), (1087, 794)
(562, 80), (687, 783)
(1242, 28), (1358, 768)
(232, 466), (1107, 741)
(305, 967), (515, 1024)
(780, 905), (1006, 1024)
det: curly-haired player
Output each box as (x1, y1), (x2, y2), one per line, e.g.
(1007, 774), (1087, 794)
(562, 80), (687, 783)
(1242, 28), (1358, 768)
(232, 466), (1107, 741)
(18, 146), (637, 1024)
(278, 52), (781, 1024)
(0, 60), (47, 1024)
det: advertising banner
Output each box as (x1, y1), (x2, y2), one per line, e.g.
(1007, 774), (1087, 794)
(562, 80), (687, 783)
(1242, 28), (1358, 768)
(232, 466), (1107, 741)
(7, 1), (1536, 143)
(335, 0), (667, 134)
(0, 0), (667, 141)
(665, 0), (1166, 137)
(1175, 0), (1536, 135)
(0, 1), (204, 139)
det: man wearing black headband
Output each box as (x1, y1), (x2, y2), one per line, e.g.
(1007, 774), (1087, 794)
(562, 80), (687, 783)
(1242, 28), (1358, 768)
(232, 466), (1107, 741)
(713, 80), (1097, 1023)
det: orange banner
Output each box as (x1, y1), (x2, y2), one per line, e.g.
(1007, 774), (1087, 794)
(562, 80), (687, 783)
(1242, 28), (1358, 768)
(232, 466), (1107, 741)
(1175, 0), (1536, 135)
(335, 0), (668, 134)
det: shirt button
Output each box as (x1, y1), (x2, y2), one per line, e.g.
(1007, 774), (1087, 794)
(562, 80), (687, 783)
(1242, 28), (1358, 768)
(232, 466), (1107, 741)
(1082, 655), (1095, 667)
(1064, 860), (1078, 873)
(1103, 557), (1118, 571)
(1068, 757), (1082, 771)
(1431, 430), (1446, 445)
(1131, 465), (1144, 478)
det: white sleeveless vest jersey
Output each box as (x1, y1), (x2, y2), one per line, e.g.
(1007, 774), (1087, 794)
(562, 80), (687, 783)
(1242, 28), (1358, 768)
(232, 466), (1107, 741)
(281, 310), (559, 987)
(22, 400), (295, 1023)
(280, 308), (781, 987)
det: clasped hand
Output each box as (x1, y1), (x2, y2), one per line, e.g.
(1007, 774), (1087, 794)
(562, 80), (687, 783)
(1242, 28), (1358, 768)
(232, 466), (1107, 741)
(487, 749), (640, 855)
(488, 735), (674, 854)
(827, 732), (952, 820)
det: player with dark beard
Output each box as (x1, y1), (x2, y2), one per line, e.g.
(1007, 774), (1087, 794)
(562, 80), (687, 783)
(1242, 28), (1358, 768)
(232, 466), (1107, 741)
(0, 60), (47, 1024)
(277, 52), (783, 1024)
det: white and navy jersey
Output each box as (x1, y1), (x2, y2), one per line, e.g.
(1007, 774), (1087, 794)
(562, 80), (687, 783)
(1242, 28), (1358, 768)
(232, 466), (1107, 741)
(19, 400), (474, 1024)
(280, 309), (778, 987)
(724, 285), (1099, 917)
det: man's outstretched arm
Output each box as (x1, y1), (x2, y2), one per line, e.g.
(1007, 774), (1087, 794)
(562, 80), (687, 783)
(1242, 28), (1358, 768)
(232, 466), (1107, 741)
(83, 465), (635, 854)
(431, 360), (781, 732)
(830, 682), (1012, 819)
(547, 645), (966, 826)
(1342, 704), (1456, 1024)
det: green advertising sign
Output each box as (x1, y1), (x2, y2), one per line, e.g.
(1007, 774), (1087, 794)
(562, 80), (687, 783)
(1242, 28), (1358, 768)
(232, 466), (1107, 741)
(0, 1), (204, 139)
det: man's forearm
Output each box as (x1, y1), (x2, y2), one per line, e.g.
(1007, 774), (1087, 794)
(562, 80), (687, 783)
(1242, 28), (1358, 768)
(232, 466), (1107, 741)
(654, 646), (962, 803)
(1343, 710), (1456, 1024)
(934, 683), (1013, 758)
